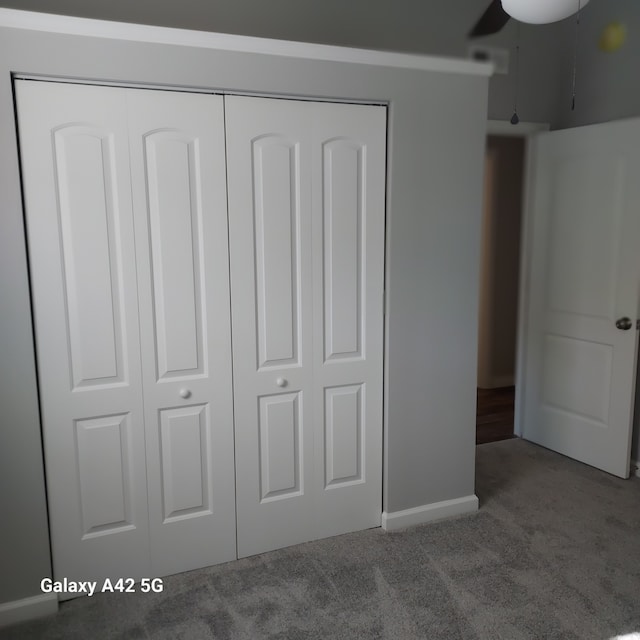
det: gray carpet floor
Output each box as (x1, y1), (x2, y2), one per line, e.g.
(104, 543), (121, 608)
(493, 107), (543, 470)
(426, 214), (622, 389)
(3, 438), (640, 639)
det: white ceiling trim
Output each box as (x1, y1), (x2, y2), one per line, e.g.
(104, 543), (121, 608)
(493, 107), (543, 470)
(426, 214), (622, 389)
(0, 8), (494, 77)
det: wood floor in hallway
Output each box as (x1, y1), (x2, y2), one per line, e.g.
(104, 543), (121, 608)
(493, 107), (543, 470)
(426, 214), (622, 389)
(476, 386), (515, 445)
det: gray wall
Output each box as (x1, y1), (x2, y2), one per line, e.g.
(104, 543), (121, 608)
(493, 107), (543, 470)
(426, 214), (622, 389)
(552, 0), (640, 129)
(0, 69), (52, 604)
(0, 0), (565, 124)
(0, 25), (489, 605)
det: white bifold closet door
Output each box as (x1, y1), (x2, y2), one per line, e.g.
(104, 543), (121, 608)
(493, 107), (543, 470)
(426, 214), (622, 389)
(226, 96), (386, 557)
(16, 81), (236, 586)
(17, 81), (386, 586)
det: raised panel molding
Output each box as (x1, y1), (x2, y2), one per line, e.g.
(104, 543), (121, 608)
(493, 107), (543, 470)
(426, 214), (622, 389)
(323, 138), (364, 362)
(546, 156), (625, 321)
(159, 404), (212, 522)
(324, 384), (364, 488)
(75, 413), (134, 538)
(144, 131), (206, 380)
(252, 135), (301, 369)
(54, 126), (126, 389)
(541, 334), (613, 425)
(258, 392), (302, 502)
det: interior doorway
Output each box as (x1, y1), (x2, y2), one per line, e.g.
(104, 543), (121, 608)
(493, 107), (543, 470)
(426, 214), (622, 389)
(476, 125), (537, 445)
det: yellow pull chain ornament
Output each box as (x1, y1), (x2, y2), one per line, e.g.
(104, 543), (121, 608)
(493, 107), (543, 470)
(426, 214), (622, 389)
(599, 22), (627, 53)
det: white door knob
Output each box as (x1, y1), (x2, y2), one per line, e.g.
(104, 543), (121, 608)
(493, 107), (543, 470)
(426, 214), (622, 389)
(276, 377), (287, 388)
(179, 388), (192, 399)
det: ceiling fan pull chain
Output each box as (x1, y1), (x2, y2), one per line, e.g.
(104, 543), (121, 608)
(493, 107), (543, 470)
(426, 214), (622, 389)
(571, 0), (582, 111)
(511, 21), (521, 125)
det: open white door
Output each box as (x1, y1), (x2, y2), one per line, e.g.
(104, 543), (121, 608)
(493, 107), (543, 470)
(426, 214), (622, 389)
(520, 118), (640, 478)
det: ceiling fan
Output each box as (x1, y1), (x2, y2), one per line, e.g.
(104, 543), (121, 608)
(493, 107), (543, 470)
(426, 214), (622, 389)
(469, 0), (591, 38)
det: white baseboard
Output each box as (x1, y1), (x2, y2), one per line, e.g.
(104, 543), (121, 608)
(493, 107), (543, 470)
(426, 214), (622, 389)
(631, 459), (640, 478)
(381, 494), (479, 531)
(0, 593), (57, 628)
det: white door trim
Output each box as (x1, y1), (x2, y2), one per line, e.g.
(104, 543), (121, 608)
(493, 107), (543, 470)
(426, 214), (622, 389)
(0, 9), (492, 77)
(484, 119), (550, 438)
(12, 74), (389, 107)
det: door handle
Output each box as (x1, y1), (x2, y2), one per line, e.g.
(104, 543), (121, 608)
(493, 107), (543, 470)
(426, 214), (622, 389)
(615, 317), (633, 331)
(276, 377), (288, 388)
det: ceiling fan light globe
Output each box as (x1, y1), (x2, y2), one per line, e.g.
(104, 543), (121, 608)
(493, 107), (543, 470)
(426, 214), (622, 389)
(501, 0), (590, 24)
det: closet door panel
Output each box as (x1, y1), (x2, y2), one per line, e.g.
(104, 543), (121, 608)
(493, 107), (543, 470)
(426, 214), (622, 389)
(75, 413), (136, 536)
(159, 404), (212, 520)
(324, 384), (363, 487)
(253, 135), (302, 368)
(311, 102), (386, 538)
(226, 96), (315, 558)
(144, 132), (204, 378)
(127, 89), (236, 575)
(15, 81), (150, 590)
(322, 138), (364, 360)
(258, 392), (303, 500)
(55, 127), (126, 386)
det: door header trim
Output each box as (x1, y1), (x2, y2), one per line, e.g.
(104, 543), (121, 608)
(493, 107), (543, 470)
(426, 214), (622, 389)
(0, 9), (493, 78)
